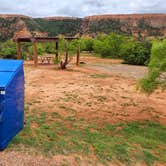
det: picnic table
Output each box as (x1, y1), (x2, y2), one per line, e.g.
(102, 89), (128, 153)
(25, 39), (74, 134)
(39, 56), (52, 64)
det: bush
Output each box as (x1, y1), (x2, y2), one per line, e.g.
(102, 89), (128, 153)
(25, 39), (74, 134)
(93, 33), (127, 58)
(122, 41), (152, 65)
(28, 43), (45, 56)
(0, 40), (17, 59)
(81, 38), (94, 52)
(139, 39), (166, 93)
(0, 40), (35, 60)
(44, 42), (57, 54)
(139, 70), (160, 93)
(148, 40), (166, 71)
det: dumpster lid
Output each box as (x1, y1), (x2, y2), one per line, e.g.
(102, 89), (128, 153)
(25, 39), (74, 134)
(0, 72), (14, 88)
(0, 60), (23, 72)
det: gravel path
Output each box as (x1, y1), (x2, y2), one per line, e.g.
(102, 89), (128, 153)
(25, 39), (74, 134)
(85, 63), (148, 79)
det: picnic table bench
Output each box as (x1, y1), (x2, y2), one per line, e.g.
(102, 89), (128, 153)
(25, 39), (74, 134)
(39, 56), (52, 64)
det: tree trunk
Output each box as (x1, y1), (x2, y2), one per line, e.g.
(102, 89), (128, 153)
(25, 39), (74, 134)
(60, 41), (68, 69)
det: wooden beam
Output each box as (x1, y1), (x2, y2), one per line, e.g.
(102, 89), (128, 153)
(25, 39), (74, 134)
(14, 37), (78, 43)
(33, 41), (38, 67)
(65, 41), (69, 64)
(76, 44), (80, 66)
(16, 42), (21, 59)
(55, 41), (59, 60)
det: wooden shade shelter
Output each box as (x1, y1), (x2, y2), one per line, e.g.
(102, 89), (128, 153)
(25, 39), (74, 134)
(13, 36), (80, 67)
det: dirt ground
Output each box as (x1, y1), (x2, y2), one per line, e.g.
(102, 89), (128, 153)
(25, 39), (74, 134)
(0, 56), (166, 166)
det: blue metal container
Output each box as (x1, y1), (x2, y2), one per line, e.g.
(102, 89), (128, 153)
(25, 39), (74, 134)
(0, 60), (24, 150)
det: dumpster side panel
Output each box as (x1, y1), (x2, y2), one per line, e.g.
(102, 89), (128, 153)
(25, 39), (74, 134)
(0, 65), (24, 150)
(0, 90), (5, 143)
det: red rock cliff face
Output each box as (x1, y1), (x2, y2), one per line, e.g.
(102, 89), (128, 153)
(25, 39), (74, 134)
(82, 14), (166, 38)
(85, 14), (166, 27)
(0, 14), (166, 41)
(82, 14), (166, 37)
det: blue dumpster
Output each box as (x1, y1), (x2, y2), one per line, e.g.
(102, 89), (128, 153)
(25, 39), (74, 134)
(0, 60), (24, 150)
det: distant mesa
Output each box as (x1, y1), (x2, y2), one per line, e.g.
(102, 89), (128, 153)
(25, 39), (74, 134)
(0, 14), (31, 19)
(84, 13), (166, 20)
(43, 16), (80, 21)
(0, 13), (166, 41)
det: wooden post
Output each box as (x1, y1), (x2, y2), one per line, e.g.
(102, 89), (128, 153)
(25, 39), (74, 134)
(55, 41), (59, 60)
(76, 44), (80, 66)
(16, 41), (21, 59)
(65, 41), (69, 64)
(33, 41), (38, 67)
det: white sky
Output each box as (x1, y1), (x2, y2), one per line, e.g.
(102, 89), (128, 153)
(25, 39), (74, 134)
(0, 0), (165, 17)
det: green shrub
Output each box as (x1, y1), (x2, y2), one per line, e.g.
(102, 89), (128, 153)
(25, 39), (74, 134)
(28, 43), (45, 56)
(139, 70), (160, 93)
(122, 41), (152, 65)
(44, 42), (57, 54)
(93, 33), (126, 58)
(93, 39), (109, 57)
(81, 38), (94, 52)
(0, 40), (35, 60)
(148, 40), (166, 71)
(0, 40), (17, 59)
(139, 39), (166, 93)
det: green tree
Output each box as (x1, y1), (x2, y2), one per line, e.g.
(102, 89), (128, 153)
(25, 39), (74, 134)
(44, 42), (57, 54)
(139, 39), (166, 93)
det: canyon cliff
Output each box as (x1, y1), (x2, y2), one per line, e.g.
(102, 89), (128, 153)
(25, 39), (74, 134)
(0, 14), (166, 41)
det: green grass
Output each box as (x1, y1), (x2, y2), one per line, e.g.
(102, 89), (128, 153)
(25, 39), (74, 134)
(8, 107), (166, 165)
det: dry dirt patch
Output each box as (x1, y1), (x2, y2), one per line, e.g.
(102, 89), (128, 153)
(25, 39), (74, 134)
(25, 62), (166, 125)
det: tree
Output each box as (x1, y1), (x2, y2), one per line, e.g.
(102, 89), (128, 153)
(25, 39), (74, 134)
(58, 38), (80, 69)
(139, 39), (166, 93)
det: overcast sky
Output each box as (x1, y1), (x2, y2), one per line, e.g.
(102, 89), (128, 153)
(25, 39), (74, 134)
(0, 0), (166, 17)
